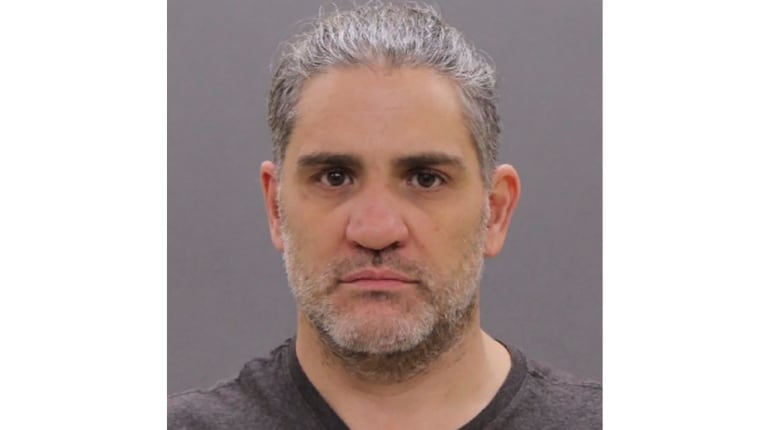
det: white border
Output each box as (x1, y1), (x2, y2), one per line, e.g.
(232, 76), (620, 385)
(605, 0), (780, 427)
(0, 1), (165, 428)
(2, 0), (779, 427)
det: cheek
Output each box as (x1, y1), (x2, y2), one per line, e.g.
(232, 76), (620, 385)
(284, 199), (348, 255)
(411, 211), (473, 266)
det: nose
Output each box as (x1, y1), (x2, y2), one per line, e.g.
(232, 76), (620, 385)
(345, 188), (409, 252)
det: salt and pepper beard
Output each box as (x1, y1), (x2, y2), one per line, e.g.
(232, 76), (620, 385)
(281, 204), (489, 383)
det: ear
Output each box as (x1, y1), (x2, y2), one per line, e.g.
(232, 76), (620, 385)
(484, 164), (521, 257)
(260, 161), (285, 252)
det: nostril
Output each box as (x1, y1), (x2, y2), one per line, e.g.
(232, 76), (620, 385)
(353, 244), (401, 266)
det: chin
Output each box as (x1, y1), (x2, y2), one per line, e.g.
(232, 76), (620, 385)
(324, 306), (436, 355)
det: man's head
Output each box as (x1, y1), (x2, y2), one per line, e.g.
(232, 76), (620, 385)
(261, 2), (520, 381)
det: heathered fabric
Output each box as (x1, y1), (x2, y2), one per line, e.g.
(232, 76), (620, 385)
(168, 339), (601, 429)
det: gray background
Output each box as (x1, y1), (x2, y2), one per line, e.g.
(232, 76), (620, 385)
(168, 0), (601, 394)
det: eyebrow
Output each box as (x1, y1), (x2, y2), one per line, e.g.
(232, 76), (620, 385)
(394, 152), (466, 172)
(295, 150), (466, 172)
(297, 152), (362, 170)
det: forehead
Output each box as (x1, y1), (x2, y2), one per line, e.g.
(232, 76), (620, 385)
(286, 65), (477, 165)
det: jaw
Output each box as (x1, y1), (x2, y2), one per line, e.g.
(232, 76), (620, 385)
(297, 293), (479, 384)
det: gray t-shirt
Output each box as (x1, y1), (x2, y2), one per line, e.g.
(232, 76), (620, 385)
(168, 339), (601, 429)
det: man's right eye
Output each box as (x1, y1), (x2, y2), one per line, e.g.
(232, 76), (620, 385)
(317, 170), (353, 188)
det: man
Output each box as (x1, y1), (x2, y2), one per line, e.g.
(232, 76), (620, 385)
(169, 2), (601, 429)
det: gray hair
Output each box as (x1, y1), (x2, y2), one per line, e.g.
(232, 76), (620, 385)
(268, 1), (500, 183)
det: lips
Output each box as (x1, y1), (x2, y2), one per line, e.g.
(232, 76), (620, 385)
(339, 269), (416, 290)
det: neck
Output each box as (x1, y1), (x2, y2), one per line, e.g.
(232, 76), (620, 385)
(295, 308), (511, 427)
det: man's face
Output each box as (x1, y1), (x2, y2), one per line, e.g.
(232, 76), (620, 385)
(267, 66), (492, 356)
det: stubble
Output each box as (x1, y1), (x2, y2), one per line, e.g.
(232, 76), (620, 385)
(281, 205), (488, 383)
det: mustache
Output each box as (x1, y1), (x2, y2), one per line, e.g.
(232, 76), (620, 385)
(323, 251), (429, 294)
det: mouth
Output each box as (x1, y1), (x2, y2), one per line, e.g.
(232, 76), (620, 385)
(339, 269), (417, 291)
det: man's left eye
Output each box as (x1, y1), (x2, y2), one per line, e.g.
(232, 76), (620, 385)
(409, 171), (445, 189)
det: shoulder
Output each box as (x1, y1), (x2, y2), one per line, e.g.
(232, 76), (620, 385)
(518, 354), (602, 428)
(168, 379), (246, 430)
(488, 344), (601, 429)
(526, 357), (601, 401)
(168, 342), (301, 430)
